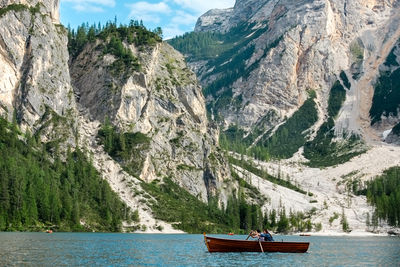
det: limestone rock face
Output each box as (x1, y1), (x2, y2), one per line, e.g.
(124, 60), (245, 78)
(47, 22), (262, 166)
(0, 0), (59, 22)
(0, 0), (74, 134)
(193, 0), (400, 139)
(194, 8), (234, 33)
(70, 40), (233, 202)
(0, 0), (235, 228)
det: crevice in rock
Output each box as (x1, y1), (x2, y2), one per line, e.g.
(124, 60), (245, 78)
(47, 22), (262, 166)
(13, 34), (33, 124)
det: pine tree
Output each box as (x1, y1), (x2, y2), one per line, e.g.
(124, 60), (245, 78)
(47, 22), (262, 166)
(341, 208), (349, 232)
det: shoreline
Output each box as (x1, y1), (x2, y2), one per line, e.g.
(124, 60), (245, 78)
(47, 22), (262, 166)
(1, 231), (397, 237)
(134, 230), (398, 236)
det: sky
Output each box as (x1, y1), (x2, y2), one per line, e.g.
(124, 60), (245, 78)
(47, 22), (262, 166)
(60, 0), (235, 39)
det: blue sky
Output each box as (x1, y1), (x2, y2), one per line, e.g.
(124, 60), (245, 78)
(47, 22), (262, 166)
(60, 0), (235, 39)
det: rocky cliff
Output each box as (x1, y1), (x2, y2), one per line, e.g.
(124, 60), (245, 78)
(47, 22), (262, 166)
(69, 35), (232, 203)
(188, 0), (400, 143)
(0, 0), (234, 232)
(0, 0), (76, 146)
(169, 0), (400, 234)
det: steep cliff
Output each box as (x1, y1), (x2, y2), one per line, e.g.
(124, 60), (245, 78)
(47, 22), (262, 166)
(169, 0), (400, 234)
(69, 29), (232, 204)
(0, 0), (236, 232)
(171, 0), (400, 161)
(0, 0), (76, 144)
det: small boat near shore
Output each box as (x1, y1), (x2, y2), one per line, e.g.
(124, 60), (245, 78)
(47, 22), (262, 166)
(300, 234), (311, 236)
(204, 234), (309, 253)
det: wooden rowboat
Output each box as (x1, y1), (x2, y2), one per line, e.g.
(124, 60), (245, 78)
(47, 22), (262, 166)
(204, 234), (309, 253)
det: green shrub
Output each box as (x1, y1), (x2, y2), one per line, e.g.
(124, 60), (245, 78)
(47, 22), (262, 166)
(0, 4), (27, 17)
(350, 41), (364, 61)
(329, 212), (339, 225)
(97, 120), (150, 177)
(328, 81), (346, 118)
(369, 68), (400, 125)
(392, 123), (400, 135)
(340, 71), (351, 90)
(341, 209), (350, 232)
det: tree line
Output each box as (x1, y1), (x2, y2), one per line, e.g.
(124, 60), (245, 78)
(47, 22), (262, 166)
(68, 19), (162, 57)
(67, 19), (163, 76)
(358, 167), (400, 227)
(0, 116), (132, 231)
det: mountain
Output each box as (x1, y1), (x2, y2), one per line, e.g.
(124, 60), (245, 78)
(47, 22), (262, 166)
(1, 0), (399, 234)
(169, 0), (400, 233)
(0, 0), (240, 233)
(68, 24), (232, 206)
(171, 0), (400, 152)
(0, 1), (76, 140)
(0, 0), (128, 231)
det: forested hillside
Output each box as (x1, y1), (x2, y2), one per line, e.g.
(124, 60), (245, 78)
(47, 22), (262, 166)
(219, 91), (318, 161)
(96, 120), (320, 234)
(68, 20), (162, 58)
(167, 0), (400, 235)
(303, 80), (366, 167)
(370, 40), (400, 125)
(359, 167), (400, 227)
(169, 21), (270, 106)
(0, 116), (131, 231)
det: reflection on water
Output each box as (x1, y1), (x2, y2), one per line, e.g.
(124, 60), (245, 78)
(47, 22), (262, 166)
(0, 233), (399, 266)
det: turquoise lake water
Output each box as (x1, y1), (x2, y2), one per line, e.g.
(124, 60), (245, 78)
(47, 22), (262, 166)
(0, 233), (399, 266)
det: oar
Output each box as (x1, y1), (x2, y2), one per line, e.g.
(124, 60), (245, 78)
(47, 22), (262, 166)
(246, 231), (253, 240)
(258, 240), (264, 253)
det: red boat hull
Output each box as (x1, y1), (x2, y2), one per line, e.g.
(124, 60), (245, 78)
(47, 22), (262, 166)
(204, 235), (309, 253)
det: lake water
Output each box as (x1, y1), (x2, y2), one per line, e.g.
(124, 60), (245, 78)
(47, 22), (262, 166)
(0, 233), (399, 266)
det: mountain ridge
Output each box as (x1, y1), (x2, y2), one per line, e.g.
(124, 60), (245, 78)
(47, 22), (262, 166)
(172, 0), (400, 155)
(169, 0), (400, 233)
(0, 0), (238, 233)
(0, 0), (399, 234)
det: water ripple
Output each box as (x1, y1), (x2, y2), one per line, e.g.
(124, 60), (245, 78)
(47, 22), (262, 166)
(0, 233), (399, 266)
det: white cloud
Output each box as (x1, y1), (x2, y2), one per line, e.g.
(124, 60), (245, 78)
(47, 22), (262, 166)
(62, 0), (115, 12)
(171, 10), (198, 26)
(127, 1), (171, 14)
(126, 1), (172, 24)
(163, 25), (186, 39)
(171, 0), (235, 15)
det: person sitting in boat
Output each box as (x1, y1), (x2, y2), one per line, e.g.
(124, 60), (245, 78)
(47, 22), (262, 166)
(260, 229), (274, 241)
(254, 229), (264, 241)
(249, 230), (259, 239)
(250, 229), (265, 241)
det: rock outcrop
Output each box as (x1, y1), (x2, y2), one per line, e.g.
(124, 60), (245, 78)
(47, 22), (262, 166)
(0, 0), (76, 143)
(0, 0), (59, 22)
(168, 0), (400, 234)
(192, 0), (400, 140)
(0, 0), (235, 231)
(70, 39), (233, 202)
